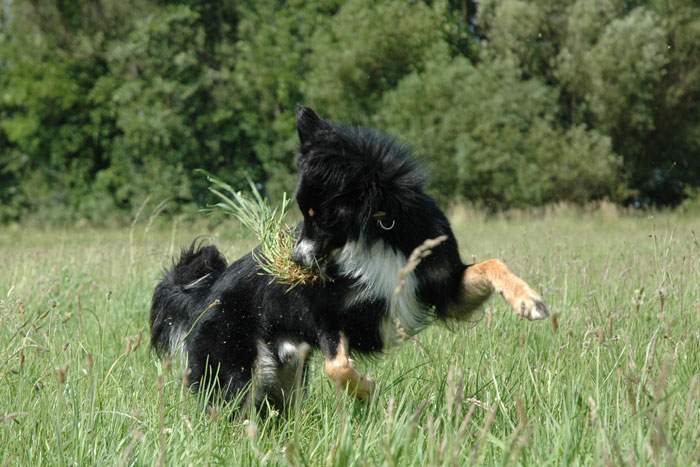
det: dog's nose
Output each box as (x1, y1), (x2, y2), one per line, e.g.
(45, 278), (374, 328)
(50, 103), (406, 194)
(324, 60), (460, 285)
(291, 247), (305, 266)
(292, 239), (314, 267)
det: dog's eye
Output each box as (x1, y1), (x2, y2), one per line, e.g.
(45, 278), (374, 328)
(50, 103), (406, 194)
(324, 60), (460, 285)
(308, 208), (315, 218)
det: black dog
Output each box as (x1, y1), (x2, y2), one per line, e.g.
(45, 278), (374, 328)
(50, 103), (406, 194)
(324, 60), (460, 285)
(150, 106), (548, 411)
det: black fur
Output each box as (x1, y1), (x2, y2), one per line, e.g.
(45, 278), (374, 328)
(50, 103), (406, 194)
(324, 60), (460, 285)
(150, 242), (227, 355)
(150, 106), (471, 411)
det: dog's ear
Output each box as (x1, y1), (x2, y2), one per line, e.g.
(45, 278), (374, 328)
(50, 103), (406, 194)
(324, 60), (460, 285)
(296, 105), (327, 144)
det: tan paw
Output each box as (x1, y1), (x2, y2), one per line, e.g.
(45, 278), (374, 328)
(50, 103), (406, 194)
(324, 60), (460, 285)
(514, 292), (549, 321)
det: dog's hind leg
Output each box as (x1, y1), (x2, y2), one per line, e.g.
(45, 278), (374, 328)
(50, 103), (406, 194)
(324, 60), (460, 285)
(461, 259), (549, 321)
(322, 333), (374, 401)
(275, 340), (311, 410)
(247, 339), (312, 413)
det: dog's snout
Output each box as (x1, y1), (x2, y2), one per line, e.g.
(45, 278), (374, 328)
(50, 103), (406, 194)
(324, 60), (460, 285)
(292, 239), (315, 267)
(291, 247), (305, 266)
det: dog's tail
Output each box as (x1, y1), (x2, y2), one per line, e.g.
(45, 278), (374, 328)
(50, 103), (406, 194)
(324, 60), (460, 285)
(150, 241), (227, 355)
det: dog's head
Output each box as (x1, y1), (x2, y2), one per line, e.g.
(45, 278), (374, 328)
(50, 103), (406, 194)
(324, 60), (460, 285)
(292, 106), (357, 268)
(291, 105), (425, 268)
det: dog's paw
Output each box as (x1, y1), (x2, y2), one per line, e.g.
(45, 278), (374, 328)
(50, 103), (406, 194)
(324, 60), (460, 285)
(325, 356), (375, 401)
(354, 375), (375, 401)
(514, 293), (549, 321)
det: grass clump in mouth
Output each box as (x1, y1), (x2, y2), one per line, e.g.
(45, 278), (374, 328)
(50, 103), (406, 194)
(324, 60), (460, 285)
(204, 173), (320, 288)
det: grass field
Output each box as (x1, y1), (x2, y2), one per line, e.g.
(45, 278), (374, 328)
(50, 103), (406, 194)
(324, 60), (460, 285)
(2, 208), (700, 466)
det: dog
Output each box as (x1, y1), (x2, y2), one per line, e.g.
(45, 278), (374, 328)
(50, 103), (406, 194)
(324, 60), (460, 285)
(149, 105), (549, 412)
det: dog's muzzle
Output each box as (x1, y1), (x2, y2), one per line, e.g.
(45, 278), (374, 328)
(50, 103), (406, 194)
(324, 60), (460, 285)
(292, 239), (316, 267)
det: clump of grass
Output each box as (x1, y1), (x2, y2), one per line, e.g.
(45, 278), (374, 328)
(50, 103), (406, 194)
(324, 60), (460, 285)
(205, 173), (320, 288)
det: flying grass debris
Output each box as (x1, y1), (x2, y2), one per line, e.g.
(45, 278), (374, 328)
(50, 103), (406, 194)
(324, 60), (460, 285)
(205, 174), (320, 288)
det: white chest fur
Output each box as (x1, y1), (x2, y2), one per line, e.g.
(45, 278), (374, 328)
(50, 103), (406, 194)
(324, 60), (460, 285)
(335, 238), (426, 345)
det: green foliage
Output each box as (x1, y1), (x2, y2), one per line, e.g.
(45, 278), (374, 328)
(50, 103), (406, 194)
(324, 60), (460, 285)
(93, 4), (253, 214)
(554, 1), (699, 203)
(379, 55), (621, 208)
(0, 1), (149, 222)
(559, 8), (669, 136)
(478, 0), (572, 79)
(0, 0), (699, 222)
(205, 173), (319, 286)
(305, 0), (443, 123)
(3, 213), (700, 464)
(678, 187), (700, 215)
(234, 0), (341, 200)
(644, 0), (700, 203)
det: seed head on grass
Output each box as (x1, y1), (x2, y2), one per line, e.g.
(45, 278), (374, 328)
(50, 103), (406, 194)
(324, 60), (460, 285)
(392, 235), (448, 341)
(204, 173), (320, 288)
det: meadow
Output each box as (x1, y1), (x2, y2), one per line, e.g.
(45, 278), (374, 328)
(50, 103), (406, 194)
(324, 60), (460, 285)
(1, 207), (699, 466)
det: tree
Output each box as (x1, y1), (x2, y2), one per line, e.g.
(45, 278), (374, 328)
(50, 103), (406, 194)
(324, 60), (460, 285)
(477, 0), (574, 79)
(305, 0), (443, 124)
(234, 0), (342, 200)
(379, 53), (621, 208)
(554, 2), (693, 204)
(92, 4), (252, 215)
(0, 0), (698, 222)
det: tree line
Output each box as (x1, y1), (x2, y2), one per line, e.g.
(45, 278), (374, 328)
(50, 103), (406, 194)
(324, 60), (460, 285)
(1, 0), (698, 223)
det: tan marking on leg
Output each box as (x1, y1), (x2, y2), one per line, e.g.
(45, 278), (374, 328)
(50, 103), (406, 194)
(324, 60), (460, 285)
(463, 259), (549, 320)
(323, 334), (375, 400)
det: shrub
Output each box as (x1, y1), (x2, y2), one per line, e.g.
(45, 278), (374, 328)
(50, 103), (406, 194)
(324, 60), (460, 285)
(378, 54), (622, 209)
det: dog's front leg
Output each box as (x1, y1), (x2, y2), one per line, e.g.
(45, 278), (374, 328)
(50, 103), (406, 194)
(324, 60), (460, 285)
(464, 259), (549, 320)
(320, 332), (374, 400)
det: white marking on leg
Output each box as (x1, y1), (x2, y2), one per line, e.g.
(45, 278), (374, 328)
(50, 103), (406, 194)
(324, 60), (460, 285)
(277, 340), (300, 364)
(254, 340), (279, 387)
(276, 340), (310, 400)
(251, 339), (311, 408)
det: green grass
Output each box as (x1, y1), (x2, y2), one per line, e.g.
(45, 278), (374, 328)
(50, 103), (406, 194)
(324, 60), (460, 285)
(205, 174), (319, 287)
(1, 208), (700, 466)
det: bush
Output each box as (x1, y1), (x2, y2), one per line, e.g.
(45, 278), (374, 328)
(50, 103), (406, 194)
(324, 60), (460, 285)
(0, 0), (698, 223)
(93, 5), (255, 214)
(378, 54), (622, 209)
(305, 0), (443, 124)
